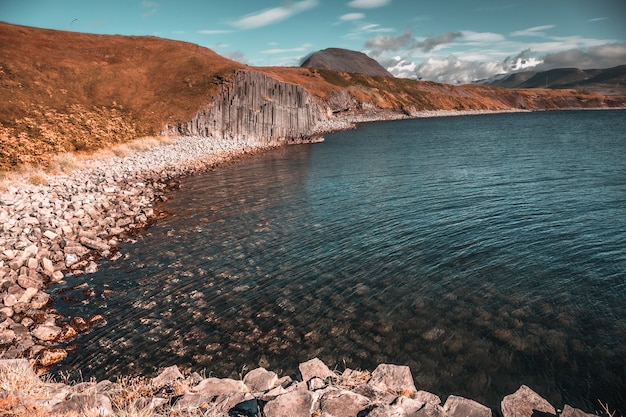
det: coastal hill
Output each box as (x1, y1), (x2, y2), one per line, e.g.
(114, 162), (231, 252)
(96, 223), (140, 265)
(300, 47), (394, 77)
(1, 21), (625, 170)
(487, 65), (626, 96)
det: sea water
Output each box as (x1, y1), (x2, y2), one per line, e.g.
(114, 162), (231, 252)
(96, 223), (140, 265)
(52, 110), (626, 410)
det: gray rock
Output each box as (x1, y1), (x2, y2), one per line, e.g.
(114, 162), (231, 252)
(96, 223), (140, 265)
(443, 395), (492, 417)
(299, 357), (337, 383)
(319, 389), (370, 417)
(194, 377), (247, 396)
(352, 383), (397, 405)
(560, 405), (596, 417)
(151, 364), (184, 388)
(264, 389), (318, 417)
(0, 329), (16, 345)
(32, 324), (62, 341)
(369, 363), (417, 395)
(501, 385), (556, 417)
(243, 367), (279, 392)
(415, 403), (450, 417)
(415, 391), (442, 406)
(51, 393), (113, 416)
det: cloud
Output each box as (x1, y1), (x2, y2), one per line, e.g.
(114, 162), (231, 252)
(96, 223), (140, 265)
(537, 42), (626, 70)
(231, 0), (319, 30)
(260, 43), (313, 54)
(340, 13), (365, 21)
(198, 29), (233, 35)
(365, 30), (463, 56)
(588, 17), (608, 22)
(415, 32), (463, 52)
(348, 0), (391, 8)
(510, 24), (555, 37)
(364, 30), (414, 56)
(141, 1), (158, 18)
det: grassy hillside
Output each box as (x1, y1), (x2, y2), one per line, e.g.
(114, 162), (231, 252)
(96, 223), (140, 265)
(0, 22), (243, 170)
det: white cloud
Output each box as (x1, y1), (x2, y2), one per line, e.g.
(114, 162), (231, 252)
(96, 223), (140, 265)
(231, 0), (319, 30)
(461, 31), (506, 43)
(260, 43), (313, 54)
(510, 25), (556, 37)
(340, 13), (365, 21)
(348, 0), (391, 9)
(588, 17), (608, 22)
(198, 29), (233, 35)
(141, 1), (158, 18)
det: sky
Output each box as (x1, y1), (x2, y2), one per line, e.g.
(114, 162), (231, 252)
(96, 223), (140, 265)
(2, 0), (626, 83)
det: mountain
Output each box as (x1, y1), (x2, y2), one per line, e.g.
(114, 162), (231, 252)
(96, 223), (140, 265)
(488, 65), (626, 96)
(300, 48), (394, 78)
(1, 22), (625, 171)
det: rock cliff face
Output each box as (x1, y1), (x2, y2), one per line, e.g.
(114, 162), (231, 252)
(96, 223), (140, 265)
(167, 70), (325, 145)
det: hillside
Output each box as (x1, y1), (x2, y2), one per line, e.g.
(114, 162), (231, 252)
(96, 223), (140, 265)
(300, 47), (394, 78)
(1, 22), (625, 171)
(489, 65), (626, 96)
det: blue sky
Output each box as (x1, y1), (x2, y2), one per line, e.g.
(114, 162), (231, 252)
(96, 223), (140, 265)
(2, 0), (626, 83)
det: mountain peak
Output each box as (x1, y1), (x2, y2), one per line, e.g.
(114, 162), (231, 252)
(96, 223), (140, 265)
(301, 48), (393, 78)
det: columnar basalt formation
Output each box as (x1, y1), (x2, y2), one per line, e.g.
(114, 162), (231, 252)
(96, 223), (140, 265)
(168, 70), (325, 145)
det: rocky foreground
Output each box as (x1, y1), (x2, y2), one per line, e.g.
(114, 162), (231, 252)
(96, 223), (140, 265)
(0, 357), (601, 417)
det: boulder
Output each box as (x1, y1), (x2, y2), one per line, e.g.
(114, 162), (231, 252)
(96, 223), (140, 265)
(299, 357), (336, 383)
(264, 390), (318, 417)
(51, 393), (113, 416)
(352, 383), (397, 405)
(443, 395), (492, 417)
(194, 377), (247, 396)
(368, 363), (417, 395)
(37, 348), (68, 367)
(18, 287), (38, 304)
(560, 405), (596, 417)
(0, 328), (15, 345)
(501, 385), (556, 417)
(151, 364), (184, 388)
(243, 367), (279, 392)
(32, 324), (62, 341)
(319, 389), (370, 417)
(415, 390), (442, 406)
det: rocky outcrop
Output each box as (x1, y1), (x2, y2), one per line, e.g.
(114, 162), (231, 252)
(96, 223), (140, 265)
(168, 70), (325, 145)
(0, 357), (602, 417)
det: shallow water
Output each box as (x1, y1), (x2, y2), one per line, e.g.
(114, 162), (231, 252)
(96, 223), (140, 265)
(53, 110), (626, 411)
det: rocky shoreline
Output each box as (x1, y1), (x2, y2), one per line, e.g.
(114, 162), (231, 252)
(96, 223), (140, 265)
(0, 109), (620, 415)
(0, 357), (603, 416)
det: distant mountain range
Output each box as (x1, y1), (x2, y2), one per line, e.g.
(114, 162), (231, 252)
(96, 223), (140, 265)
(485, 65), (626, 96)
(300, 48), (394, 78)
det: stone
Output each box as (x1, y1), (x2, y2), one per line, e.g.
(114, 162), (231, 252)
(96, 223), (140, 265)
(443, 395), (492, 417)
(243, 367), (279, 392)
(560, 405), (596, 417)
(194, 377), (247, 396)
(18, 287), (38, 304)
(0, 328), (15, 345)
(37, 348), (68, 367)
(70, 316), (90, 332)
(299, 357), (337, 383)
(173, 392), (211, 411)
(415, 391), (442, 406)
(415, 403), (450, 417)
(319, 389), (370, 417)
(368, 363), (417, 395)
(32, 324), (62, 341)
(65, 253), (79, 267)
(27, 257), (39, 270)
(263, 389), (317, 417)
(80, 236), (110, 252)
(352, 383), (397, 405)
(52, 393), (113, 416)
(17, 274), (44, 290)
(51, 270), (65, 282)
(41, 257), (55, 276)
(30, 291), (50, 309)
(501, 385), (556, 417)
(308, 376), (326, 391)
(151, 365), (184, 388)
(3, 294), (18, 307)
(44, 230), (59, 240)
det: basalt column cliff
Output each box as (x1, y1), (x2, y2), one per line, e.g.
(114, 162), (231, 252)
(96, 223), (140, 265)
(167, 70), (325, 144)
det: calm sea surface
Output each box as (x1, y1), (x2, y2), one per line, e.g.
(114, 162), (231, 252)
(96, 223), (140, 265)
(53, 110), (626, 410)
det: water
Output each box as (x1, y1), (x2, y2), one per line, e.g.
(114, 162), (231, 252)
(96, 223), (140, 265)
(52, 110), (626, 411)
